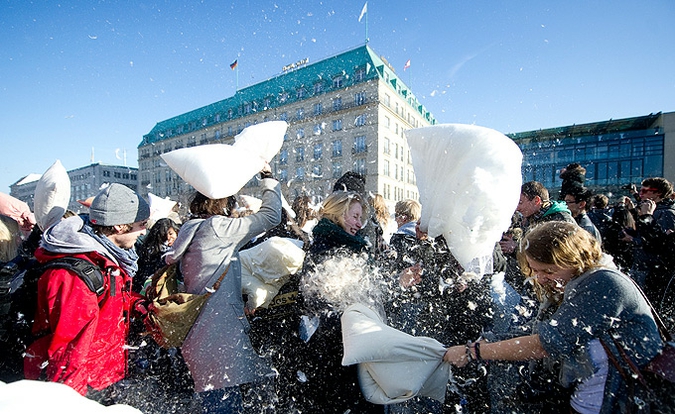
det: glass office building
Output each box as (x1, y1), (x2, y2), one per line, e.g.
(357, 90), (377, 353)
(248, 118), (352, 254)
(509, 113), (669, 194)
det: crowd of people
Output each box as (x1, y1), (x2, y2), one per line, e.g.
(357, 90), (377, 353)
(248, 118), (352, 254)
(1, 163), (675, 414)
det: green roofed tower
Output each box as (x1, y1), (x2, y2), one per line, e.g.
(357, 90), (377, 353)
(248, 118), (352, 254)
(137, 44), (435, 208)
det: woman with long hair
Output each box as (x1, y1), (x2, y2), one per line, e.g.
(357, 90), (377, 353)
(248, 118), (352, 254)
(164, 165), (281, 413)
(133, 218), (180, 293)
(287, 190), (383, 413)
(443, 221), (664, 413)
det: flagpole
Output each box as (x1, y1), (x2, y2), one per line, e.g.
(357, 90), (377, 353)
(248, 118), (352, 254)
(365, 6), (369, 43)
(236, 64), (239, 91)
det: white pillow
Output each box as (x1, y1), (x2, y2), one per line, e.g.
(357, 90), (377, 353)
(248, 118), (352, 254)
(233, 121), (287, 162)
(161, 122), (287, 199)
(34, 160), (71, 231)
(405, 124), (522, 274)
(147, 193), (177, 221)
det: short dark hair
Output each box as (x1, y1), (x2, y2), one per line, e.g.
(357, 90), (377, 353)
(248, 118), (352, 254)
(332, 171), (366, 194)
(521, 181), (549, 203)
(641, 177), (673, 199)
(568, 188), (593, 209)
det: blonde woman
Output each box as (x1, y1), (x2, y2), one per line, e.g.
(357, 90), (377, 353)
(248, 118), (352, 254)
(290, 190), (383, 413)
(443, 221), (663, 413)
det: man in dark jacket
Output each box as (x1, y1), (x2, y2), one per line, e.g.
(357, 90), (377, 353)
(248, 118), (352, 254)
(624, 177), (675, 310)
(25, 184), (150, 402)
(517, 181), (576, 230)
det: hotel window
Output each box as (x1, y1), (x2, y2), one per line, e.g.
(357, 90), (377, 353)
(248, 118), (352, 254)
(384, 116), (390, 129)
(312, 165), (322, 179)
(354, 91), (366, 105)
(332, 119), (342, 131)
(296, 88), (305, 99)
(353, 135), (367, 154)
(332, 162), (342, 179)
(279, 150), (288, 165)
(354, 158), (367, 175)
(295, 167), (305, 181)
(295, 146), (305, 162)
(278, 169), (288, 182)
(384, 138), (390, 155)
(296, 128), (305, 139)
(333, 76), (343, 88)
(314, 82), (324, 94)
(354, 68), (365, 82)
(314, 124), (322, 135)
(355, 114), (366, 127)
(384, 94), (390, 107)
(332, 140), (343, 157)
(244, 103), (251, 114)
(279, 112), (288, 121)
(313, 143), (323, 160)
(296, 108), (304, 120)
(314, 102), (322, 115)
(279, 92), (289, 103)
(333, 97), (342, 111)
(384, 160), (390, 177)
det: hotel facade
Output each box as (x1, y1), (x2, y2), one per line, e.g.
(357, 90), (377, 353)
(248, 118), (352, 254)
(138, 44), (435, 208)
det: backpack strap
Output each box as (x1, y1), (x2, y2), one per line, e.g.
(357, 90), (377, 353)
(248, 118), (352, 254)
(42, 257), (106, 296)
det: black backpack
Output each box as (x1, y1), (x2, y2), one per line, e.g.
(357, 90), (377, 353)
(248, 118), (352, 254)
(0, 256), (105, 383)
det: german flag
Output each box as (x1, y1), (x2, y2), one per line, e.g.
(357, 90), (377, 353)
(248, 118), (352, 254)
(230, 60), (238, 70)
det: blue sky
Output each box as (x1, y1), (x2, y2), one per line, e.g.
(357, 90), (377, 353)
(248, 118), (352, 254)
(1, 0), (673, 193)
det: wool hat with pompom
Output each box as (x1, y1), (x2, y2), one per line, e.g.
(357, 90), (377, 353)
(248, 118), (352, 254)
(89, 183), (150, 226)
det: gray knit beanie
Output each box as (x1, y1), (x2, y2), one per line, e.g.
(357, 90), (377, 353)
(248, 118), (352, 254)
(89, 183), (150, 226)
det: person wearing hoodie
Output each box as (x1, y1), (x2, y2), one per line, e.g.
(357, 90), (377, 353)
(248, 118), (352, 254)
(164, 165), (281, 414)
(24, 183), (150, 402)
(517, 181), (576, 231)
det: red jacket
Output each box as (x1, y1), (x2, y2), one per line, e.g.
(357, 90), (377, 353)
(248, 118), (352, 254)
(25, 247), (141, 395)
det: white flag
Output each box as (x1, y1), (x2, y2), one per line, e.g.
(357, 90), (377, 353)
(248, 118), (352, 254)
(358, 2), (368, 22)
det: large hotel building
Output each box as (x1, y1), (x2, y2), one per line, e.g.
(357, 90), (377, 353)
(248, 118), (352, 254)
(9, 45), (674, 213)
(136, 43), (675, 208)
(138, 44), (435, 207)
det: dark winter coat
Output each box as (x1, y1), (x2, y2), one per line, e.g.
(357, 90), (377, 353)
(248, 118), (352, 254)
(292, 217), (382, 414)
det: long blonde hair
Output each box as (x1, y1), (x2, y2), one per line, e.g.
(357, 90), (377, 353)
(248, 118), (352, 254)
(320, 191), (367, 229)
